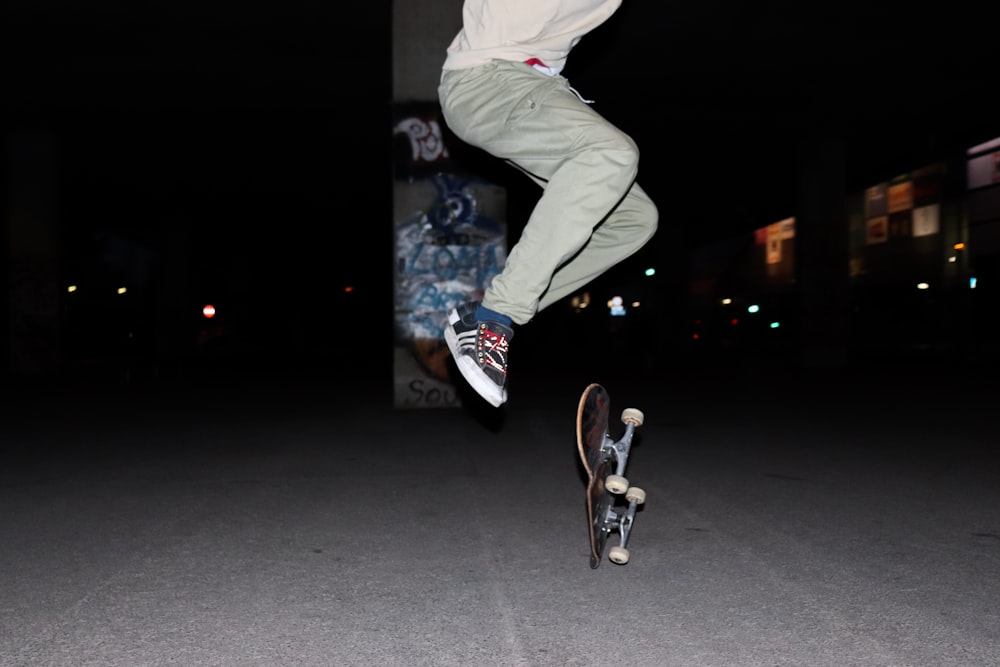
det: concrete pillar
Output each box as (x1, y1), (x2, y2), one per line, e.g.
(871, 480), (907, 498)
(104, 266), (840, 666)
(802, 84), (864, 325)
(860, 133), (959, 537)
(392, 0), (463, 102)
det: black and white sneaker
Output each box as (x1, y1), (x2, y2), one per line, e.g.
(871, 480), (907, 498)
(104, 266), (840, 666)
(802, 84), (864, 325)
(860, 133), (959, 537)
(444, 301), (513, 407)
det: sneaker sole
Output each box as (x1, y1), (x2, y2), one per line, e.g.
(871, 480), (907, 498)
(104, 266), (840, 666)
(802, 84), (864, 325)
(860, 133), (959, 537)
(444, 310), (508, 408)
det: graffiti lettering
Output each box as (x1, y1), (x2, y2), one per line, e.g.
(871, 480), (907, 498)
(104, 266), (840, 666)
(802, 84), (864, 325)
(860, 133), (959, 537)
(393, 117), (449, 164)
(393, 171), (506, 407)
(404, 242), (505, 285)
(405, 379), (460, 407)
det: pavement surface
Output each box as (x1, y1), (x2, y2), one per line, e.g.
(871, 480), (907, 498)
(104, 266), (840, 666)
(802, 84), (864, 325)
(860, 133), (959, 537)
(2, 364), (999, 667)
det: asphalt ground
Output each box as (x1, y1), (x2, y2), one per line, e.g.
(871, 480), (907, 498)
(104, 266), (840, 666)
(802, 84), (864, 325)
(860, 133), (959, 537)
(2, 364), (998, 666)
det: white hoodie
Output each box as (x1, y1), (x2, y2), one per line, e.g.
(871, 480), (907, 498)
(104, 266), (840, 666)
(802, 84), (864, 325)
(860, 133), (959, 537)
(443, 0), (623, 75)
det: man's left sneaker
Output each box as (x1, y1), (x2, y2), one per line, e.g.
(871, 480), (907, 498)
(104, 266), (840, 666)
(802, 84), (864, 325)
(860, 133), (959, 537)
(444, 301), (513, 407)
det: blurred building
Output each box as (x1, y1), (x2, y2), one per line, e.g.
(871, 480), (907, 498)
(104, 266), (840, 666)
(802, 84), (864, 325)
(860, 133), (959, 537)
(686, 136), (1000, 373)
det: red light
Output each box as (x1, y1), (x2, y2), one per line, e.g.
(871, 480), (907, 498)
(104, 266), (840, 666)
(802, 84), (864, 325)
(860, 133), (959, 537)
(731, 318), (739, 326)
(203, 304), (216, 319)
(344, 286), (354, 293)
(692, 333), (700, 340)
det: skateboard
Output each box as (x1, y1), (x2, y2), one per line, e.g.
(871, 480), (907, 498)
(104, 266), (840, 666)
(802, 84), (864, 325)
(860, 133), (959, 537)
(576, 383), (646, 568)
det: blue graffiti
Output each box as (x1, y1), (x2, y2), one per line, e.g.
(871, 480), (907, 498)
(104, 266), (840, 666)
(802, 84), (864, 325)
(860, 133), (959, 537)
(394, 172), (507, 343)
(421, 173), (503, 244)
(411, 284), (470, 313)
(405, 242), (504, 285)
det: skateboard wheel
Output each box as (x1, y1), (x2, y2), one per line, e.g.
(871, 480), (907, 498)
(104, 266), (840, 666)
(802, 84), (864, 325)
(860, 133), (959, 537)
(625, 487), (646, 504)
(606, 474), (628, 495)
(621, 408), (644, 427)
(608, 546), (630, 564)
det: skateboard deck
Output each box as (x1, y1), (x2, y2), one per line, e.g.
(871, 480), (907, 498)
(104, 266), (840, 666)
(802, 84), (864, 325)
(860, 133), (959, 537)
(576, 383), (645, 568)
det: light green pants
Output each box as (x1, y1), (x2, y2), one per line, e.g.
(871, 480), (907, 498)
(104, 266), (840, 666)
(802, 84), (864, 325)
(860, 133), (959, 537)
(438, 60), (658, 325)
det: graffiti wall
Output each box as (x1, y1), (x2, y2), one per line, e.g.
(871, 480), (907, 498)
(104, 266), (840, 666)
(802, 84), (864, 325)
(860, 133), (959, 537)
(392, 103), (507, 408)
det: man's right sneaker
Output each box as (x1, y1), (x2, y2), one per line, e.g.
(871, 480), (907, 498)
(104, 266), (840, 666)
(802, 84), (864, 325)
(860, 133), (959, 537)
(444, 301), (513, 407)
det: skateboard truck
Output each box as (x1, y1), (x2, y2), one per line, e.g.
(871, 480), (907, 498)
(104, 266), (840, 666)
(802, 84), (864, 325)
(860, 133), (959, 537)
(599, 409), (646, 565)
(577, 383), (646, 568)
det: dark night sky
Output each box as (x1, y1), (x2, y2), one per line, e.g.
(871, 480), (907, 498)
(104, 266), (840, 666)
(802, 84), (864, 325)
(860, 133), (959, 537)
(572, 1), (997, 213)
(10, 2), (996, 224)
(6, 1), (998, 357)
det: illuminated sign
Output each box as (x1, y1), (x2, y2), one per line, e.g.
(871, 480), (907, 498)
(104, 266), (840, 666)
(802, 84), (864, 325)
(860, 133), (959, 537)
(912, 204), (940, 237)
(966, 136), (1000, 190)
(866, 216), (889, 245)
(865, 183), (888, 218)
(887, 180), (913, 213)
(766, 223), (782, 265)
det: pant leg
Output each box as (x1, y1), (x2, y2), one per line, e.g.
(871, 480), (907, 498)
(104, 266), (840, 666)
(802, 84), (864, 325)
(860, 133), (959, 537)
(439, 62), (657, 325)
(537, 182), (658, 311)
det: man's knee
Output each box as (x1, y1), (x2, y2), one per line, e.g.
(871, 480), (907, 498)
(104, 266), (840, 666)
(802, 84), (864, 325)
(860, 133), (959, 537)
(629, 188), (658, 245)
(607, 136), (641, 176)
(644, 199), (659, 232)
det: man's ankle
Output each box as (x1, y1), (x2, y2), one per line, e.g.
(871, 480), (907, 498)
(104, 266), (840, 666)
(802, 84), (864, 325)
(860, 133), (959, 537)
(475, 304), (513, 327)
